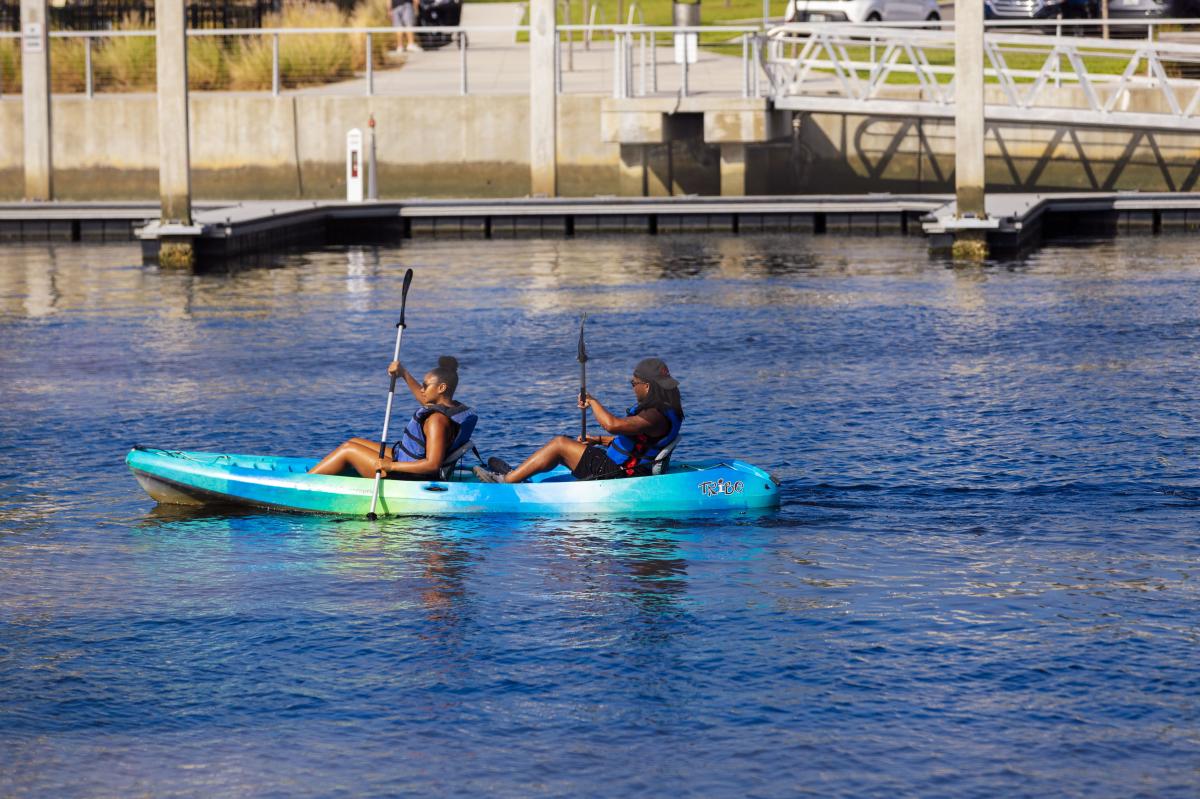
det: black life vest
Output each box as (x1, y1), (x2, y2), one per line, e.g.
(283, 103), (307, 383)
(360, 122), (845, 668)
(604, 405), (682, 477)
(393, 402), (477, 464)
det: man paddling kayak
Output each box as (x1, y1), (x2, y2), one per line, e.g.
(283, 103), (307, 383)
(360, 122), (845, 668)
(474, 357), (683, 484)
(310, 356), (477, 479)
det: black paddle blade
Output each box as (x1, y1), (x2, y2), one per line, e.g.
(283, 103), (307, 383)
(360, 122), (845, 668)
(398, 268), (414, 328)
(577, 313), (588, 363)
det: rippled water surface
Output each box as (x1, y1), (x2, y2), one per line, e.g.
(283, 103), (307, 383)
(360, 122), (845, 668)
(2, 236), (1199, 797)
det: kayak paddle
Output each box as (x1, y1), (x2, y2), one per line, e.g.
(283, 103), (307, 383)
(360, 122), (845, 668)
(367, 267), (414, 520)
(578, 313), (588, 442)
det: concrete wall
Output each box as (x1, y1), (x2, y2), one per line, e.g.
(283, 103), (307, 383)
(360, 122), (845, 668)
(0, 93), (621, 200)
(2, 86), (1200, 200)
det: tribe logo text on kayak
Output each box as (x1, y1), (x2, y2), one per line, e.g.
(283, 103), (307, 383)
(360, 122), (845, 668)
(698, 479), (745, 497)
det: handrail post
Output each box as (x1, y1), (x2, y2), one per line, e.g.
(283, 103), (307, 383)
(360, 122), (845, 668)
(556, 25), (564, 92)
(628, 29), (638, 96)
(681, 30), (689, 97)
(650, 29), (657, 93)
(752, 33), (760, 99)
(613, 29), (622, 97)
(271, 32), (280, 96)
(459, 31), (469, 95)
(567, 0), (574, 70)
(639, 32), (646, 96)
(365, 31), (373, 96)
(85, 35), (93, 98)
(742, 32), (749, 98)
(1147, 23), (1153, 79)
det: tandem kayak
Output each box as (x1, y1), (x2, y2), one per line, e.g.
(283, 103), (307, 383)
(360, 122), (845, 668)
(126, 447), (781, 516)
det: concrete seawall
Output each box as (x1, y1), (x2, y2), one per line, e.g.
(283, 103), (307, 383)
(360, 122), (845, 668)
(3, 87), (1199, 200)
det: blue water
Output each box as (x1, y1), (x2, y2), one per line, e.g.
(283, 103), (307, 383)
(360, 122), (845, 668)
(1, 237), (1198, 797)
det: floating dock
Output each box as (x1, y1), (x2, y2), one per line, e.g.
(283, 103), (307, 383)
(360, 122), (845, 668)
(134, 196), (946, 260)
(3, 193), (1199, 264)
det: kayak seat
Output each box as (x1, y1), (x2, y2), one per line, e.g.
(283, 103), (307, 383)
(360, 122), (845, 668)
(651, 435), (680, 476)
(438, 439), (475, 481)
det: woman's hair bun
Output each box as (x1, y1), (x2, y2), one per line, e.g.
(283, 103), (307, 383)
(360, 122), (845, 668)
(437, 355), (459, 371)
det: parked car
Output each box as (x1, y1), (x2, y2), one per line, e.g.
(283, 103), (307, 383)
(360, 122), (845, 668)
(984, 0), (1096, 19)
(416, 0), (462, 50)
(784, 0), (943, 23)
(1104, 0), (1200, 19)
(985, 0), (1199, 32)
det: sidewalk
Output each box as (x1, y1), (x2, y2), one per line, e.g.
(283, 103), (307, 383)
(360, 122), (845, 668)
(301, 2), (756, 97)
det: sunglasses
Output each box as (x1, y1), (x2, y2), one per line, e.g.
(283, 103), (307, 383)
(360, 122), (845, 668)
(630, 379), (648, 388)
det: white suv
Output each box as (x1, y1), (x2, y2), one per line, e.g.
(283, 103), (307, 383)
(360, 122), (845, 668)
(784, 0), (943, 22)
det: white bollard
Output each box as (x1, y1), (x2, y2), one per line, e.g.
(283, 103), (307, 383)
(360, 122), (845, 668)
(346, 128), (364, 203)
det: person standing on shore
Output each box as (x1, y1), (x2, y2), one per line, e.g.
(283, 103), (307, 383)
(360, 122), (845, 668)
(391, 0), (421, 53)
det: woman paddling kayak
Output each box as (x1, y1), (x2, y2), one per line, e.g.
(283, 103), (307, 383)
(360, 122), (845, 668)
(475, 357), (683, 484)
(310, 356), (477, 479)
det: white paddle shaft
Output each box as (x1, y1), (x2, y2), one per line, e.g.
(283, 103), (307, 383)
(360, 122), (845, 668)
(367, 323), (406, 517)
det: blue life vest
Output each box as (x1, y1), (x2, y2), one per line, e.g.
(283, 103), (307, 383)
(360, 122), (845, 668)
(604, 405), (682, 477)
(393, 402), (477, 465)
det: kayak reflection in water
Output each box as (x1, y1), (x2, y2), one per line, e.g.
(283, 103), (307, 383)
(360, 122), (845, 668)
(309, 356), (477, 479)
(475, 357), (683, 484)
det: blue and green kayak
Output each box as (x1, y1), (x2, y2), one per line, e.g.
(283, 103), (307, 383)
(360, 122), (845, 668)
(126, 447), (781, 516)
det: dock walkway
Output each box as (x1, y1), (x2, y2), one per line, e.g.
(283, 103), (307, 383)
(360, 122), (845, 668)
(4, 192), (1200, 262)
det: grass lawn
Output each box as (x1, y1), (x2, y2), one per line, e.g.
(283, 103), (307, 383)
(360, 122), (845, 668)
(504, 0), (787, 46)
(473, 0), (790, 27)
(807, 43), (1153, 84)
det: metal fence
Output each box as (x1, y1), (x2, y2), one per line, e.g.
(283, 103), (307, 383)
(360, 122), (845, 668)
(765, 19), (1200, 132)
(566, 24), (765, 99)
(10, 19), (1200, 103)
(1, 24), (771, 99)
(0, 0), (280, 32)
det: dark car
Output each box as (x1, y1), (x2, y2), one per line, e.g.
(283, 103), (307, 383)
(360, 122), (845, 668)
(986, 0), (1200, 25)
(416, 0), (462, 50)
(984, 0), (1098, 20)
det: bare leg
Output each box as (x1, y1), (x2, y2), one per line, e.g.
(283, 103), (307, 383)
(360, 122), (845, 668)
(503, 436), (588, 484)
(309, 438), (384, 478)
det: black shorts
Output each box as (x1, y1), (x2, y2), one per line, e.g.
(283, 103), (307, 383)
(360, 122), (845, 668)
(571, 445), (629, 481)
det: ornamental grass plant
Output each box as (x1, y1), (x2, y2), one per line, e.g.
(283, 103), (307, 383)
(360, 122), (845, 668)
(93, 16), (156, 91)
(349, 0), (391, 71)
(227, 35), (275, 90)
(273, 1), (354, 87)
(49, 38), (89, 93)
(0, 38), (20, 94)
(188, 35), (229, 90)
(11, 0), (398, 95)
